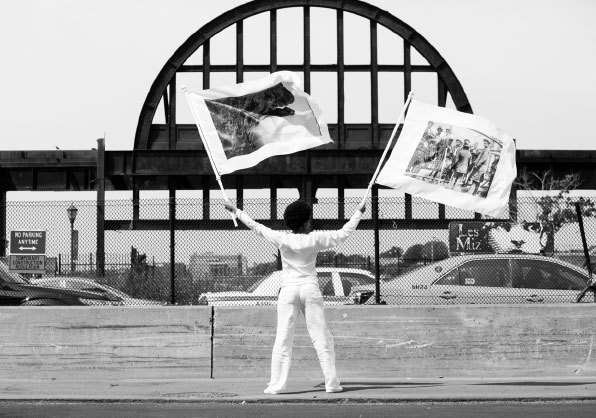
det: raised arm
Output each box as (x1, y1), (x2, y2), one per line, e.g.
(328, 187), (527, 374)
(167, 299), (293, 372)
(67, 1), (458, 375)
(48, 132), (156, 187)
(312, 203), (366, 250)
(223, 200), (284, 247)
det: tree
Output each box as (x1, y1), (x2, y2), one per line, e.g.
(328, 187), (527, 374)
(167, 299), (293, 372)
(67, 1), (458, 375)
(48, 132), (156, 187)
(126, 246), (149, 297)
(422, 240), (449, 261)
(515, 168), (596, 232)
(403, 244), (424, 261)
(380, 246), (404, 259)
(130, 246), (148, 275)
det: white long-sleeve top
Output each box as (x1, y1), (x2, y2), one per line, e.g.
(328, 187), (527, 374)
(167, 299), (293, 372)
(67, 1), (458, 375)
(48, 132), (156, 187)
(235, 209), (363, 287)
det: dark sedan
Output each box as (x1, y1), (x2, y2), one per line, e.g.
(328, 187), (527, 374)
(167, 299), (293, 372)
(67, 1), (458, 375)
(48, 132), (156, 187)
(1, 261), (117, 306)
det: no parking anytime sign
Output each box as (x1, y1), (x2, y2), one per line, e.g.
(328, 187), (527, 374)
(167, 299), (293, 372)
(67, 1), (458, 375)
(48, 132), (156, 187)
(10, 231), (46, 254)
(9, 231), (46, 273)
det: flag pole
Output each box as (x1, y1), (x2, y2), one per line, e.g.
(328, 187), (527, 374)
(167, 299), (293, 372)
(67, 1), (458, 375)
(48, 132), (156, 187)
(183, 87), (238, 227)
(214, 176), (238, 228)
(360, 92), (414, 207)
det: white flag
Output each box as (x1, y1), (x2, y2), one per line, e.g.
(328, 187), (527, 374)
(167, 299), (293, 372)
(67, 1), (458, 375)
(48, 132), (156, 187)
(375, 100), (517, 217)
(184, 71), (332, 175)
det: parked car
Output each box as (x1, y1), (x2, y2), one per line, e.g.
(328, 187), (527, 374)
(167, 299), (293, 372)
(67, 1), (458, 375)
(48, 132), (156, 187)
(0, 261), (118, 306)
(198, 268), (376, 306)
(31, 277), (167, 306)
(350, 253), (593, 305)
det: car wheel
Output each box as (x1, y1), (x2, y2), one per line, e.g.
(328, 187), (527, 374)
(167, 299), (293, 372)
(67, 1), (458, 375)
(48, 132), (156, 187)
(21, 299), (66, 306)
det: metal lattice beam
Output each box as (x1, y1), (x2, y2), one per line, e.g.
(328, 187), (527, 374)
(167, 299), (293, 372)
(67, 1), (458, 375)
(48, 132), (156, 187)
(134, 0), (472, 151)
(1, 150), (595, 191)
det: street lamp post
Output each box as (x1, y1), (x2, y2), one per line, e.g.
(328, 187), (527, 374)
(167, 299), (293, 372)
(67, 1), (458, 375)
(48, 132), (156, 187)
(67, 203), (78, 272)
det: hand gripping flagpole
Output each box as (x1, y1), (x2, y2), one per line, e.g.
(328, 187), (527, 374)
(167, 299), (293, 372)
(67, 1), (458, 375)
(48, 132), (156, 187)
(360, 92), (414, 207)
(182, 86), (238, 227)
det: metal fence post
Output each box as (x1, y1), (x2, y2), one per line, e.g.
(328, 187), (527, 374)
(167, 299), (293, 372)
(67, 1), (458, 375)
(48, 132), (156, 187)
(0, 190), (5, 258)
(70, 222), (75, 273)
(96, 138), (105, 278)
(372, 186), (381, 304)
(575, 202), (595, 302)
(169, 185), (176, 305)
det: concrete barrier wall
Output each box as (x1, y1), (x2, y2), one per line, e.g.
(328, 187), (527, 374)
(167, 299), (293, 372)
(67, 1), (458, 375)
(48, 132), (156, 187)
(0, 307), (212, 380)
(214, 305), (596, 379)
(1, 305), (595, 381)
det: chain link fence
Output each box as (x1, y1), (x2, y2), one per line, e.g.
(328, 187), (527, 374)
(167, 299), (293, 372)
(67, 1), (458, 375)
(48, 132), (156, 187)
(1, 195), (594, 306)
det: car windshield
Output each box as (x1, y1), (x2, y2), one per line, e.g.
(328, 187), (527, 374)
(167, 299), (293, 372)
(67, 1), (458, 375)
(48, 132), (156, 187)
(99, 283), (130, 298)
(37, 279), (130, 299)
(0, 260), (30, 284)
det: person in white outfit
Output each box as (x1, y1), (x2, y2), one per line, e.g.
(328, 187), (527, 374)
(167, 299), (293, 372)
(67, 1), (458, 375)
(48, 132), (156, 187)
(223, 199), (366, 394)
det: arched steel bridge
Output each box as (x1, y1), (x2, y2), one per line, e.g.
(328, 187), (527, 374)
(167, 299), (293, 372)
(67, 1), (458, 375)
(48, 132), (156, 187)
(1, 0), (594, 267)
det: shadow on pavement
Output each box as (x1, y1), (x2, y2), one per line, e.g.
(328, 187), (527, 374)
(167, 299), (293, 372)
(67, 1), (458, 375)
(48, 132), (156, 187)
(476, 381), (596, 386)
(314, 381), (445, 387)
(280, 381), (444, 394)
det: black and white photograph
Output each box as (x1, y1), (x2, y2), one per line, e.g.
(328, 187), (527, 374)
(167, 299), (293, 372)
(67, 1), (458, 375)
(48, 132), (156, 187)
(405, 121), (503, 198)
(205, 81), (321, 159)
(375, 99), (517, 217)
(184, 71), (332, 174)
(1, 0), (595, 416)
(206, 82), (296, 158)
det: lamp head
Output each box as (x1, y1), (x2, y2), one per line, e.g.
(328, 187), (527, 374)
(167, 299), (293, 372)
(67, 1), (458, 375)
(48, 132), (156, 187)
(67, 203), (78, 224)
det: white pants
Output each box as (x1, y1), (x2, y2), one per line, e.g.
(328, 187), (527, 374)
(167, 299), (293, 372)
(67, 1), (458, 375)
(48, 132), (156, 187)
(265, 283), (341, 393)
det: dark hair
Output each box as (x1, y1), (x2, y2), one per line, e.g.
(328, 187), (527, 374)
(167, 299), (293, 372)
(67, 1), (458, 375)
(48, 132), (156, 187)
(283, 200), (312, 232)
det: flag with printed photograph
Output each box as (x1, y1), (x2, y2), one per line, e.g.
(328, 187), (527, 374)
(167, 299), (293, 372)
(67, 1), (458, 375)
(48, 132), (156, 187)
(375, 100), (517, 217)
(183, 71), (332, 175)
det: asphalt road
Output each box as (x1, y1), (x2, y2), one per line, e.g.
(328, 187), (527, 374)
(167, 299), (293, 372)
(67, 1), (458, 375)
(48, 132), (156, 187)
(1, 401), (596, 418)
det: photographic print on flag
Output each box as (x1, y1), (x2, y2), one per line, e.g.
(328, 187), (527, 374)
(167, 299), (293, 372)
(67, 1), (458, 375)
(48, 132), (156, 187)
(184, 71), (332, 175)
(375, 100), (517, 217)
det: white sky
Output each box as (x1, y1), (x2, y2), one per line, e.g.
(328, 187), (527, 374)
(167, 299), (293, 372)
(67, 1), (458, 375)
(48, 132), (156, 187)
(1, 0), (595, 152)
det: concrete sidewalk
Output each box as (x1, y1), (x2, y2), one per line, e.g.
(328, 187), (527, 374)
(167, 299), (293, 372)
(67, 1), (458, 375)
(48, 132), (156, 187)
(2, 376), (596, 403)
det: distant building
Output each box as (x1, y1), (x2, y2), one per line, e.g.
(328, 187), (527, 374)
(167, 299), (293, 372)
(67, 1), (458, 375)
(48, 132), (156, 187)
(189, 252), (248, 280)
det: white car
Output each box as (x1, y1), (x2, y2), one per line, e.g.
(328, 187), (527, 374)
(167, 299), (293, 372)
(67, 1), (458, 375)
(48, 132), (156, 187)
(31, 277), (167, 306)
(350, 253), (593, 305)
(198, 268), (376, 306)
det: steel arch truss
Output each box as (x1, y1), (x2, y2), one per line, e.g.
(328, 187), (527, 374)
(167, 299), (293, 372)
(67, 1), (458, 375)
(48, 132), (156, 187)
(134, 0), (472, 152)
